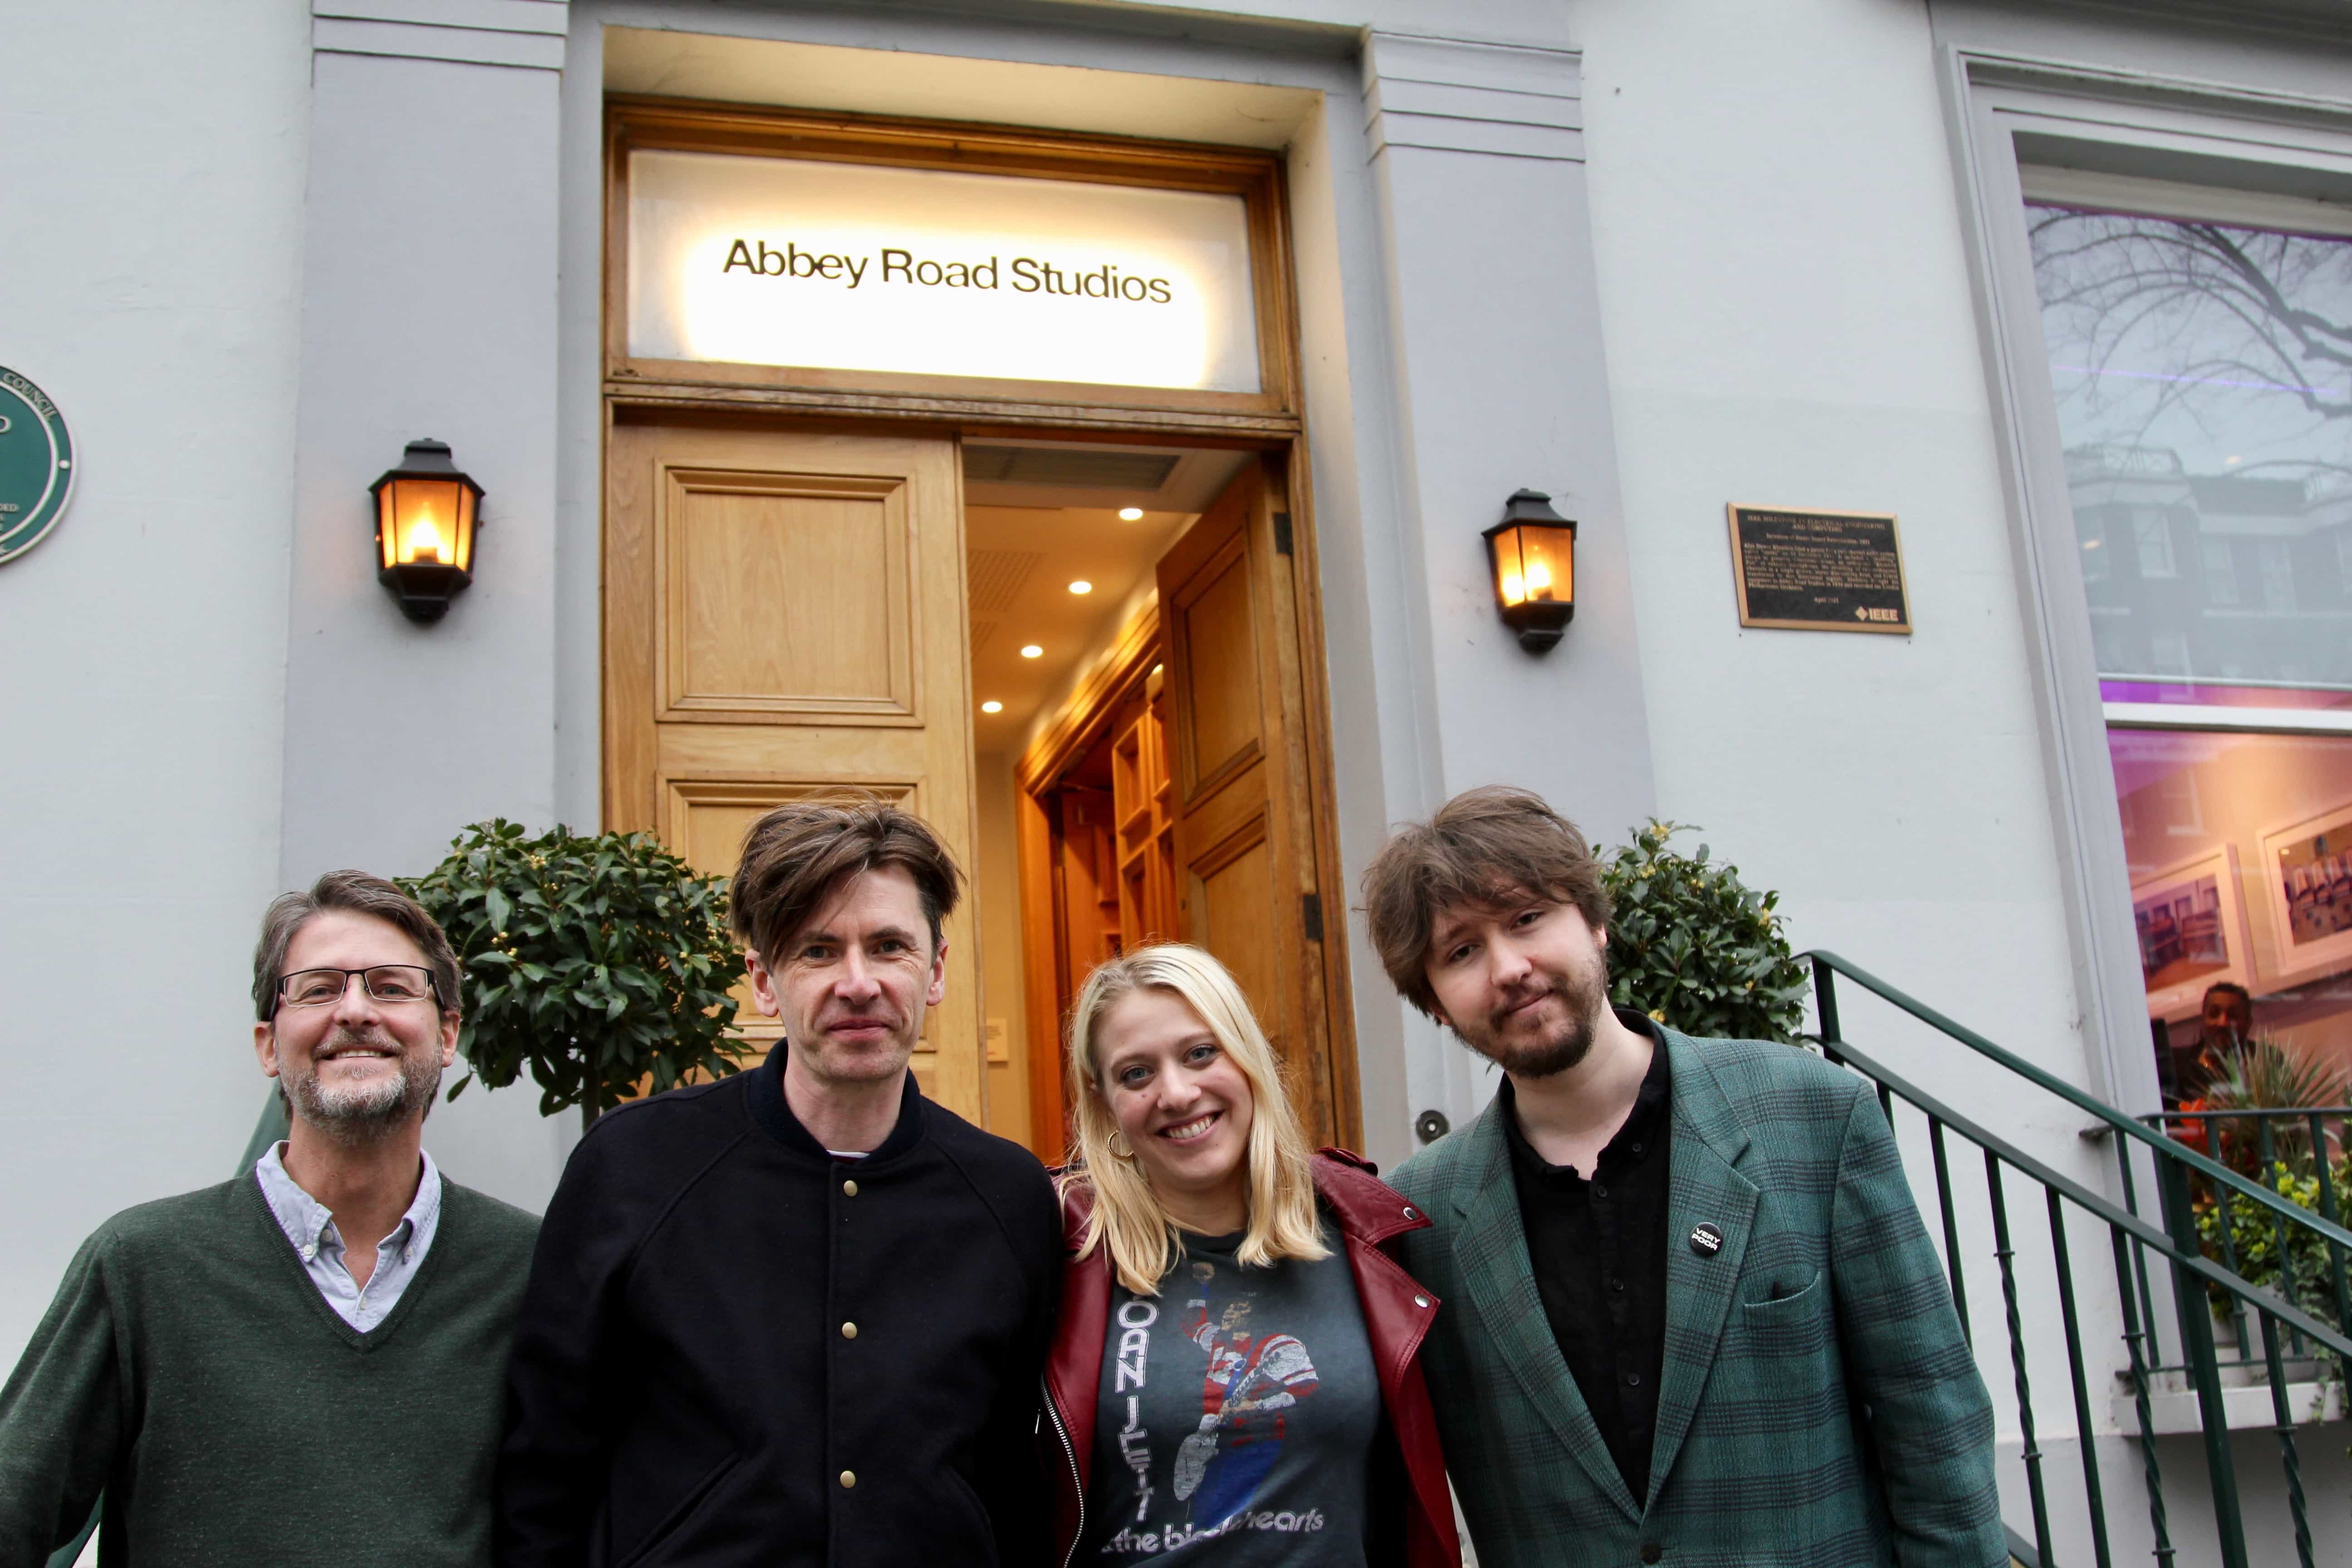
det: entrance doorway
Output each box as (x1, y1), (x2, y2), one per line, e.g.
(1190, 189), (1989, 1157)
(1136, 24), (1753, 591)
(603, 421), (1357, 1159)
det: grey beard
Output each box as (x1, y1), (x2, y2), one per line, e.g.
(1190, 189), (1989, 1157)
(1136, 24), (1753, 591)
(289, 1036), (441, 1143)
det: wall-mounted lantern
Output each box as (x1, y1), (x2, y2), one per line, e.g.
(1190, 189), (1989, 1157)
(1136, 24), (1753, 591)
(1482, 489), (1576, 652)
(371, 439), (484, 623)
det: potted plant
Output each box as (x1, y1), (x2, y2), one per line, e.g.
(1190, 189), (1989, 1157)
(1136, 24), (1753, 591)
(1601, 819), (1809, 1043)
(400, 819), (747, 1128)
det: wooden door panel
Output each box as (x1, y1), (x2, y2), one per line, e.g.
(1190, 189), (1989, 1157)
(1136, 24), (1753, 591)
(663, 470), (911, 719)
(1174, 537), (1263, 797)
(1188, 819), (1277, 1032)
(607, 421), (978, 1119)
(1157, 457), (1343, 1146)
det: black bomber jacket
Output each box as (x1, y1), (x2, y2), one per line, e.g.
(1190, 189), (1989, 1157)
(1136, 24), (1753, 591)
(495, 1047), (1061, 1568)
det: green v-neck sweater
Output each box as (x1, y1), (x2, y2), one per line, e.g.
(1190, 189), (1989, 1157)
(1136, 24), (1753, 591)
(0, 1171), (539, 1568)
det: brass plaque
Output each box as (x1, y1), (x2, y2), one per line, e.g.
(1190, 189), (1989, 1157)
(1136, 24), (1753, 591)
(1727, 505), (1911, 634)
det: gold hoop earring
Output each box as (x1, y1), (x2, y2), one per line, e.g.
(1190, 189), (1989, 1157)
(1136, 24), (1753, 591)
(1106, 1130), (1135, 1160)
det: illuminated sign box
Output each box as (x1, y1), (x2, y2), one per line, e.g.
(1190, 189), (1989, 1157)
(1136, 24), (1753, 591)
(627, 150), (1262, 394)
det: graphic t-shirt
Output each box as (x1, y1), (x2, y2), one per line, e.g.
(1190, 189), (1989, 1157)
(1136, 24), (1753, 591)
(1084, 1219), (1377, 1564)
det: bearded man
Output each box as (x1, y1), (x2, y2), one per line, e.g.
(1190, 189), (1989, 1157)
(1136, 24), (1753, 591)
(0, 871), (540, 1568)
(1364, 787), (2004, 1568)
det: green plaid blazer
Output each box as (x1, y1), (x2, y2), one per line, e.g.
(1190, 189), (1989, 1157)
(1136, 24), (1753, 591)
(1390, 1028), (2004, 1568)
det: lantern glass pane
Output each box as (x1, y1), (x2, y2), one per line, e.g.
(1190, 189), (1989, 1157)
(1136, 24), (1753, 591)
(1520, 525), (1571, 605)
(1493, 526), (1528, 607)
(450, 487), (477, 573)
(377, 487), (399, 571)
(389, 478), (465, 567)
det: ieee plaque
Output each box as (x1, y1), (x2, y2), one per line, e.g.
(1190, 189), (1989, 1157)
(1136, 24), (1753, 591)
(1727, 505), (1910, 634)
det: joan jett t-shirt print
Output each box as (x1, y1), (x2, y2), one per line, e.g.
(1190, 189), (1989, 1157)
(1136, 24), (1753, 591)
(1086, 1223), (1380, 1564)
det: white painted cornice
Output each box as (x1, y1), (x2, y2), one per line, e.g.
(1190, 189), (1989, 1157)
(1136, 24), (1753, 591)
(1361, 31), (1582, 162)
(313, 0), (567, 71)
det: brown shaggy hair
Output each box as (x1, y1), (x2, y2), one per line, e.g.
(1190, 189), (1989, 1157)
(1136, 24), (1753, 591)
(1358, 784), (1612, 1018)
(252, 870), (462, 1022)
(729, 796), (962, 964)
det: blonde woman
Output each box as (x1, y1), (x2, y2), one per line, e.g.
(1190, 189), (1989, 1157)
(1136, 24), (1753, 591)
(1039, 945), (1458, 1568)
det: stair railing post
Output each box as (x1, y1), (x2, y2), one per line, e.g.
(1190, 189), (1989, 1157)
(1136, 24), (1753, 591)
(2157, 1153), (2249, 1568)
(1812, 955), (1843, 1067)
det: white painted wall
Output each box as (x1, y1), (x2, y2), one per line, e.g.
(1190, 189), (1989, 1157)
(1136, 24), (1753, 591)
(280, 17), (576, 1213)
(0, 0), (310, 1366)
(1570, 0), (2087, 1130)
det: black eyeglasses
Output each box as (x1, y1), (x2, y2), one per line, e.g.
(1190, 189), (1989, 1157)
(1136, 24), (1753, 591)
(272, 965), (443, 1016)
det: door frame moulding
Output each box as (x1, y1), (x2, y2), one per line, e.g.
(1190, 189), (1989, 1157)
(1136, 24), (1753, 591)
(603, 95), (1305, 442)
(599, 93), (1357, 1151)
(1939, 37), (2352, 1113)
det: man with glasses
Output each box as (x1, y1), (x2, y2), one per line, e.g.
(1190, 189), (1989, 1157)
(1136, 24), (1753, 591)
(0, 870), (539, 1567)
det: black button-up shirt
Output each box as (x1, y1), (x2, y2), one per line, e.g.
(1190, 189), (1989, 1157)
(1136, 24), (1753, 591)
(1502, 1009), (1672, 1504)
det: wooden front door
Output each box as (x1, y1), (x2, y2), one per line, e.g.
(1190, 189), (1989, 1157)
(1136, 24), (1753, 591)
(603, 421), (982, 1120)
(1156, 458), (1348, 1148)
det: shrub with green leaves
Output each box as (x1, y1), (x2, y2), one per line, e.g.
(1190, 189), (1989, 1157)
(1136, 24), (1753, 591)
(2194, 1158), (2349, 1339)
(400, 820), (746, 1125)
(1601, 820), (1808, 1043)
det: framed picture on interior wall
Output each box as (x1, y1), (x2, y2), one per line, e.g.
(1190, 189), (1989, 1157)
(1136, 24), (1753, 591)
(2131, 845), (2253, 1022)
(2258, 803), (2352, 989)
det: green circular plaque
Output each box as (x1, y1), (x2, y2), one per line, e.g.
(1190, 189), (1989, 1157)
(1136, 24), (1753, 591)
(0, 367), (74, 564)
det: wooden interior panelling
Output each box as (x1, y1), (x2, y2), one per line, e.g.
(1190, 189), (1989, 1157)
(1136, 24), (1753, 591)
(1111, 668), (1179, 949)
(1017, 782), (1068, 1158)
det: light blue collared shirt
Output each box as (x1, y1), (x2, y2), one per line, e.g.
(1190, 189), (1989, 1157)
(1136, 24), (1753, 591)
(253, 1142), (443, 1332)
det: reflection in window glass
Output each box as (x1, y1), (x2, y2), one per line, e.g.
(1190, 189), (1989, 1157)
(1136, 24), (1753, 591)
(2132, 510), (2178, 578)
(2201, 536), (2238, 605)
(2031, 204), (2352, 688)
(2111, 725), (2352, 1100)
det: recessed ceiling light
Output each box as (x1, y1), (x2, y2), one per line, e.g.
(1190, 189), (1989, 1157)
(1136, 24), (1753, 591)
(1118, 506), (1144, 521)
(1019, 644), (1043, 659)
(1068, 580), (1093, 595)
(980, 700), (1004, 714)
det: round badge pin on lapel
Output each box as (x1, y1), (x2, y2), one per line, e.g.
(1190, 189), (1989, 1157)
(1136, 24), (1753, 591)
(1689, 1222), (1725, 1258)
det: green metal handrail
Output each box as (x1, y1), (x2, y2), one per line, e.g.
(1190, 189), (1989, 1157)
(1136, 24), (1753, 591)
(1807, 951), (2352, 1253)
(1803, 951), (2350, 1568)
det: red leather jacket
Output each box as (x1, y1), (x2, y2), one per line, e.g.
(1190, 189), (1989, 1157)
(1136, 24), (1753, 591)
(1039, 1149), (1459, 1568)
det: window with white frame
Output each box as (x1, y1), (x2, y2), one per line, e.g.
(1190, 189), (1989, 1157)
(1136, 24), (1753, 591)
(2015, 153), (2352, 1105)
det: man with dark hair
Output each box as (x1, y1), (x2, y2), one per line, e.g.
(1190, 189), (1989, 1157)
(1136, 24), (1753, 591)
(497, 797), (1061, 1568)
(2180, 980), (2254, 1099)
(0, 871), (540, 1566)
(1362, 786), (2004, 1568)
